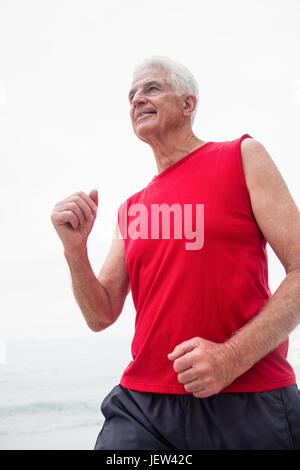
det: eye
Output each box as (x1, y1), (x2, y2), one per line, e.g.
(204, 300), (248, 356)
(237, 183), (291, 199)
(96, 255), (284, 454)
(148, 86), (157, 91)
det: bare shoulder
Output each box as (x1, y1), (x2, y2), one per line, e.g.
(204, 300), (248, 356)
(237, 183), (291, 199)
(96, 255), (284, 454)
(240, 137), (300, 273)
(240, 138), (281, 191)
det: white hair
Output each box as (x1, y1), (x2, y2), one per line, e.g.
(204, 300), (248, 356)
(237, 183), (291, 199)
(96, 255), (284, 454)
(133, 56), (199, 125)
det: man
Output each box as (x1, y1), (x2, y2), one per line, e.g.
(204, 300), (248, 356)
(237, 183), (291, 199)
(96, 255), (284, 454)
(51, 56), (300, 450)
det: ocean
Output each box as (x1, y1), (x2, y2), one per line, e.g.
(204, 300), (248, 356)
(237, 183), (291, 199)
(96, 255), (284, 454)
(0, 335), (132, 450)
(1, 332), (300, 450)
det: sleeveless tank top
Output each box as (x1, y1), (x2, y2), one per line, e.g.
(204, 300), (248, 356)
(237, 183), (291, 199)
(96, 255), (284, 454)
(117, 134), (296, 393)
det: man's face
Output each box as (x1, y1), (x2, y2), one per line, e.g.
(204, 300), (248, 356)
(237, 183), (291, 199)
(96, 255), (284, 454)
(129, 67), (184, 142)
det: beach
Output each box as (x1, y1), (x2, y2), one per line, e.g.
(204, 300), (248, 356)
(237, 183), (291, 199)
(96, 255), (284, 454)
(0, 423), (102, 450)
(0, 336), (131, 450)
(1, 334), (300, 450)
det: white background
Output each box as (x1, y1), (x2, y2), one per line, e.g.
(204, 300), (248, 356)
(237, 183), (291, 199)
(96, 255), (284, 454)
(0, 0), (300, 364)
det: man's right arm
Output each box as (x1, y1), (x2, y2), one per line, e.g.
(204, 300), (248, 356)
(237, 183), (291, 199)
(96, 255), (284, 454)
(51, 190), (130, 332)
(64, 232), (130, 332)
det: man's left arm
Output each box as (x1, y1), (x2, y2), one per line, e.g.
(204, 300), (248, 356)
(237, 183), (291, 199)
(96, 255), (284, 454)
(168, 138), (300, 397)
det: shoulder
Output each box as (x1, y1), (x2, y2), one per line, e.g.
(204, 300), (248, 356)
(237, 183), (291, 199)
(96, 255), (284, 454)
(239, 137), (279, 192)
(238, 137), (300, 273)
(240, 136), (268, 163)
(240, 136), (267, 159)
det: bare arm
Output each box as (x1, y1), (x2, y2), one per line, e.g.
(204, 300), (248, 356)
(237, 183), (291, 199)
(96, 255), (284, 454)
(225, 138), (300, 374)
(51, 190), (130, 332)
(96, 223), (131, 327)
(64, 245), (113, 332)
(64, 227), (130, 332)
(168, 138), (300, 397)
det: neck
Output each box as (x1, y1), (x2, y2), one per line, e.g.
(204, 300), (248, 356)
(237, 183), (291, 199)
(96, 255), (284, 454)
(146, 126), (206, 174)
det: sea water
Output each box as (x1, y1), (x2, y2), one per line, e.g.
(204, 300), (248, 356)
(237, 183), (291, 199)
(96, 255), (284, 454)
(1, 332), (300, 450)
(0, 335), (132, 450)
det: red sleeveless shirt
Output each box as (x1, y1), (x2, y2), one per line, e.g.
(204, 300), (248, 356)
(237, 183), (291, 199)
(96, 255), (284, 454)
(117, 134), (296, 393)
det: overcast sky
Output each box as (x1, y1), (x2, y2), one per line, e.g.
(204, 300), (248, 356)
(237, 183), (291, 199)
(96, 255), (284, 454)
(0, 0), (300, 358)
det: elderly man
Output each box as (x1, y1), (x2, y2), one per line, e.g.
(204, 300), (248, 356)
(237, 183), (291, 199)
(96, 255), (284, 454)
(51, 56), (300, 450)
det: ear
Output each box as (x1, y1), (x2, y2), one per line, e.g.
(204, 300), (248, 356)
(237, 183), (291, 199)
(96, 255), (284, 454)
(182, 94), (197, 119)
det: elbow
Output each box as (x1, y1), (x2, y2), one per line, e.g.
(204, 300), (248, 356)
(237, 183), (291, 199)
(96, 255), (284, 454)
(87, 318), (114, 333)
(85, 303), (116, 332)
(88, 323), (103, 333)
(85, 304), (118, 332)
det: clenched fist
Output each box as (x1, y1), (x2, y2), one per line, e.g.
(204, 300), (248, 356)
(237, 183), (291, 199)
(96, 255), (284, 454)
(168, 336), (239, 398)
(51, 190), (98, 252)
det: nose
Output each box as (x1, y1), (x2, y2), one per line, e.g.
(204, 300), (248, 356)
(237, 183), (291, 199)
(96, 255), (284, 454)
(131, 90), (147, 106)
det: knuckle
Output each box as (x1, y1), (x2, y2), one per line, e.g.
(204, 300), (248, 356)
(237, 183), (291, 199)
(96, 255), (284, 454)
(70, 201), (80, 213)
(61, 211), (69, 222)
(201, 365), (210, 375)
(191, 338), (201, 349)
(193, 349), (201, 360)
(177, 373), (184, 384)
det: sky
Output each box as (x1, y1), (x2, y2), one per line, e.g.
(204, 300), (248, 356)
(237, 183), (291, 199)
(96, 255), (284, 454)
(0, 0), (300, 361)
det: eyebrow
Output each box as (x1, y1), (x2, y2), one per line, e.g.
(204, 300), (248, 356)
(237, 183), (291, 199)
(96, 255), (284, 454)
(128, 80), (162, 101)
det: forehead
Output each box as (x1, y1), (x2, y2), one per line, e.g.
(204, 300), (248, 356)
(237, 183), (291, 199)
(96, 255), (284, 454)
(130, 66), (170, 90)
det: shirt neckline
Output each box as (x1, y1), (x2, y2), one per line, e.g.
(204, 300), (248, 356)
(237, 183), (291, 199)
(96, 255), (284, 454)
(151, 141), (213, 182)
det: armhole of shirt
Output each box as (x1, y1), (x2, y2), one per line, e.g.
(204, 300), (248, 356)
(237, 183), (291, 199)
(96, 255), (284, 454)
(117, 200), (128, 240)
(117, 201), (131, 278)
(236, 133), (254, 209)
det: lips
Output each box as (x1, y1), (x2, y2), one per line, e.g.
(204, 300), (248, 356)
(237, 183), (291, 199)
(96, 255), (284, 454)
(135, 110), (156, 121)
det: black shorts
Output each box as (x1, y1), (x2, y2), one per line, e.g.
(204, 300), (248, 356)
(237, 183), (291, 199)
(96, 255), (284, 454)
(94, 383), (300, 450)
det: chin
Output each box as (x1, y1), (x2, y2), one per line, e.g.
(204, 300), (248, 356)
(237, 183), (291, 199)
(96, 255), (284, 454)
(134, 122), (157, 142)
